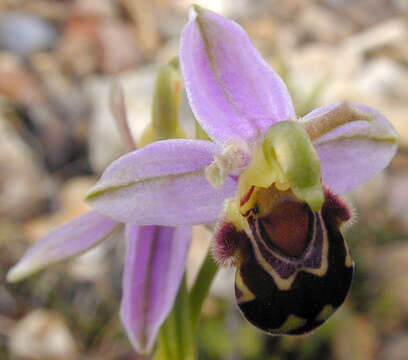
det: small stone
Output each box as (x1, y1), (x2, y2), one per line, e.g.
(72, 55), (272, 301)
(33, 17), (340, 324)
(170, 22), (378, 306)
(71, 0), (118, 19)
(344, 18), (408, 56)
(8, 309), (77, 360)
(387, 174), (408, 231)
(382, 333), (408, 360)
(0, 103), (52, 219)
(0, 52), (44, 105)
(371, 243), (408, 323)
(68, 242), (111, 282)
(120, 0), (161, 55)
(173, 0), (260, 19)
(333, 315), (378, 360)
(392, 0), (408, 12)
(356, 58), (408, 100)
(0, 286), (16, 317)
(98, 21), (141, 74)
(30, 53), (88, 122)
(58, 18), (141, 76)
(56, 19), (99, 76)
(296, 4), (354, 43)
(287, 44), (362, 106)
(0, 11), (58, 56)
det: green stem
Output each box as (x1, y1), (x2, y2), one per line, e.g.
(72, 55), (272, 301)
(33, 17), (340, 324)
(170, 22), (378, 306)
(189, 250), (219, 330)
(154, 275), (195, 360)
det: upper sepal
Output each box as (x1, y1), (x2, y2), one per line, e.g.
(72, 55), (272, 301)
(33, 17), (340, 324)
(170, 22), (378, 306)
(180, 6), (295, 144)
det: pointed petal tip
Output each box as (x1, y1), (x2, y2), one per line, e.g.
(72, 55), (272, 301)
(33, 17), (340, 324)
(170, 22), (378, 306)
(121, 318), (155, 355)
(6, 262), (32, 283)
(6, 255), (49, 283)
(84, 189), (94, 202)
(84, 180), (115, 201)
(188, 5), (196, 19)
(7, 211), (118, 284)
(84, 183), (128, 204)
(120, 308), (152, 355)
(84, 185), (101, 202)
(345, 102), (399, 143)
(189, 4), (205, 19)
(302, 102), (399, 194)
(384, 121), (399, 143)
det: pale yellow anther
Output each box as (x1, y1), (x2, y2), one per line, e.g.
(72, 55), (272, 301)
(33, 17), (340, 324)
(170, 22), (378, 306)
(205, 138), (250, 189)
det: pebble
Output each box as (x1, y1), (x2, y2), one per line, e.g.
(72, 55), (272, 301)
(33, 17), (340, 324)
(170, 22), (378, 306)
(8, 309), (77, 360)
(0, 11), (58, 56)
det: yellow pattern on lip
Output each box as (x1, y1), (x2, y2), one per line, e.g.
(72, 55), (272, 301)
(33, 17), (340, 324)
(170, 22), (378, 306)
(235, 264), (256, 302)
(275, 314), (307, 334)
(316, 305), (335, 322)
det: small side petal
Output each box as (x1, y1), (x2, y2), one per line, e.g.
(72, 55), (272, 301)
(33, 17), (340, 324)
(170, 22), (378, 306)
(300, 103), (398, 194)
(7, 211), (118, 282)
(180, 6), (295, 144)
(86, 139), (237, 225)
(120, 224), (191, 354)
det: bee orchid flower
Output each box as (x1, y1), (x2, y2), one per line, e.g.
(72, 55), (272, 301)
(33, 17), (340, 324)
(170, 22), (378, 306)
(85, 6), (398, 335)
(10, 4), (399, 351)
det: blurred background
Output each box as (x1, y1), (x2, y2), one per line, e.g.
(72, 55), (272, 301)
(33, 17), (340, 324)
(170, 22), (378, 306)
(0, 0), (408, 359)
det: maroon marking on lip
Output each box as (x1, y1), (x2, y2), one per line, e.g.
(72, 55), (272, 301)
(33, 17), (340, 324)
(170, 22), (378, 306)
(248, 216), (298, 279)
(258, 200), (310, 258)
(240, 186), (255, 207)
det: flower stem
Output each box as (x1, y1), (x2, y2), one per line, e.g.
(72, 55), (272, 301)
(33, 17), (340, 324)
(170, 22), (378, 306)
(189, 249), (219, 330)
(154, 275), (195, 360)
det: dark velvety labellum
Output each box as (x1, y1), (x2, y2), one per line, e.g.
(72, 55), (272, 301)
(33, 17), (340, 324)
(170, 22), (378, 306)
(235, 194), (354, 335)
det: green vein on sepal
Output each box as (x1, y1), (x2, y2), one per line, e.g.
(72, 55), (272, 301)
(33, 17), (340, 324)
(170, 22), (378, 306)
(84, 170), (205, 202)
